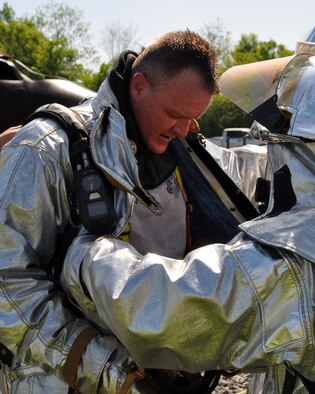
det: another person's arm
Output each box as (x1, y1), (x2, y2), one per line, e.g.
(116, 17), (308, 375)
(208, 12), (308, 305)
(0, 125), (21, 150)
(62, 232), (314, 378)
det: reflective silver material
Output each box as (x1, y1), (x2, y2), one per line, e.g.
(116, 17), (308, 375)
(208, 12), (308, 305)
(217, 43), (315, 393)
(61, 142), (315, 394)
(306, 27), (315, 43)
(295, 40), (315, 55)
(90, 81), (162, 219)
(218, 56), (294, 115)
(249, 120), (301, 143)
(241, 142), (315, 262)
(219, 49), (315, 142)
(62, 207), (315, 394)
(60, 48), (315, 394)
(0, 362), (11, 394)
(206, 139), (269, 208)
(3, 52), (315, 394)
(0, 78), (156, 393)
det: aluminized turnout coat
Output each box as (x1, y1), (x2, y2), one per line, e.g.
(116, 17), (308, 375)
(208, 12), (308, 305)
(1, 70), (313, 394)
(61, 47), (315, 393)
(61, 140), (315, 393)
(0, 76), (260, 393)
(0, 81), (154, 393)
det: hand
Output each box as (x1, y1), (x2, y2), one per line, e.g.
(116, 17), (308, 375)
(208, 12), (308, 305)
(0, 125), (21, 150)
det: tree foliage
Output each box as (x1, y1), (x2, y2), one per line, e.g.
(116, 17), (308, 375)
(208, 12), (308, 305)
(32, 1), (99, 74)
(229, 33), (293, 66)
(82, 62), (113, 91)
(0, 1), (98, 81)
(199, 94), (253, 138)
(0, 3), (48, 71)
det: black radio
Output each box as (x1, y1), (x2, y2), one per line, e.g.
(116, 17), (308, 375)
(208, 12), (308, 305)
(24, 103), (118, 236)
(71, 137), (118, 235)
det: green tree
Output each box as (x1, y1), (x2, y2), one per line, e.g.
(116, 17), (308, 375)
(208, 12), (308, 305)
(82, 62), (112, 91)
(0, 1), (13, 21)
(0, 3), (48, 71)
(0, 2), (98, 82)
(32, 1), (99, 75)
(199, 94), (253, 138)
(229, 33), (293, 66)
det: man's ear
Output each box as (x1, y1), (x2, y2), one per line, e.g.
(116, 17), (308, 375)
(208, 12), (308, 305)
(129, 72), (150, 101)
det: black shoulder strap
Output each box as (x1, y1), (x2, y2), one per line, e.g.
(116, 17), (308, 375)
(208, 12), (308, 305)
(24, 103), (90, 281)
(184, 133), (259, 222)
(23, 102), (88, 141)
(0, 104), (102, 383)
(0, 342), (13, 367)
(283, 367), (315, 394)
(25, 103), (114, 281)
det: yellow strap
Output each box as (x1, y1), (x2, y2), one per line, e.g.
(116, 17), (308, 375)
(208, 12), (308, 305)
(175, 166), (184, 189)
(119, 223), (131, 242)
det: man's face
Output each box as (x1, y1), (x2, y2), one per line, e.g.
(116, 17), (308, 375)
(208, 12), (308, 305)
(129, 69), (212, 154)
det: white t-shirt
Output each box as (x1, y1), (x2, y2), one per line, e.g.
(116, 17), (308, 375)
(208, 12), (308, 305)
(129, 172), (187, 259)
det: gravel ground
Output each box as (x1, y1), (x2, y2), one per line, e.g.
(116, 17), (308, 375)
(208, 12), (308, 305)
(213, 373), (253, 394)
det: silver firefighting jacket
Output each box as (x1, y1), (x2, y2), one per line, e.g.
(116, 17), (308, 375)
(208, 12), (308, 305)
(0, 75), (268, 393)
(0, 73), (254, 394)
(0, 79), (155, 394)
(61, 137), (315, 394)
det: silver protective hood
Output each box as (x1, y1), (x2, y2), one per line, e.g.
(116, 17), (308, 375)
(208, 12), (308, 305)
(219, 43), (315, 262)
(277, 54), (315, 140)
(219, 42), (315, 141)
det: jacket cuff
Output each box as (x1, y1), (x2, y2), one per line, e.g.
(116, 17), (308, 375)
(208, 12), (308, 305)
(63, 327), (100, 389)
(74, 334), (119, 394)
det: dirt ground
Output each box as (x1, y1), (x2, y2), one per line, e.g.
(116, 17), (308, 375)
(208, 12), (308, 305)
(213, 372), (253, 393)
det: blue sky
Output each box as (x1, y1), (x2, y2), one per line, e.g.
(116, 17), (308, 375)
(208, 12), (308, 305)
(6, 0), (315, 63)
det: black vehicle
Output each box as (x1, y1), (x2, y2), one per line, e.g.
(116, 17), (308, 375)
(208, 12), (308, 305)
(0, 53), (95, 132)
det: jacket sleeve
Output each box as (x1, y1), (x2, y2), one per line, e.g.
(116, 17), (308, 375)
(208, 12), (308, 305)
(61, 233), (315, 380)
(0, 137), (137, 393)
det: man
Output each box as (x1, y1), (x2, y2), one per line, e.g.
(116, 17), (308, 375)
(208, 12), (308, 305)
(1, 30), (256, 393)
(60, 42), (315, 394)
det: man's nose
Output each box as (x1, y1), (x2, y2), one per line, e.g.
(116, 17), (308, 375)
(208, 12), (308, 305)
(172, 120), (191, 138)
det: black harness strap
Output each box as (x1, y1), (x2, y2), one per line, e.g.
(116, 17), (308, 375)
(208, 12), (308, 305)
(23, 102), (89, 142)
(0, 104), (93, 394)
(283, 367), (315, 394)
(0, 343), (13, 367)
(24, 103), (89, 281)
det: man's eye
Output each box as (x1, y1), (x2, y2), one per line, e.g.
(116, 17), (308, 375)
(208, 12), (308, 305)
(168, 112), (183, 120)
